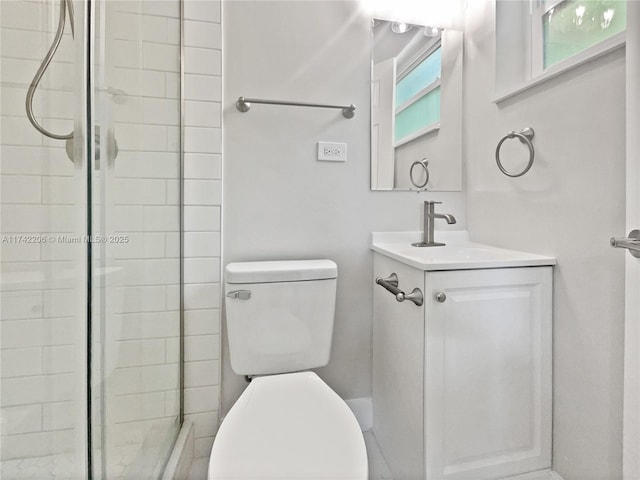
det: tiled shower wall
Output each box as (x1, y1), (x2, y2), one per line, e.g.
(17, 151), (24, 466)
(0, 0), (222, 465)
(182, 0), (223, 459)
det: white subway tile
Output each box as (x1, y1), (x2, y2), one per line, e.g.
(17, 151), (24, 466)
(0, 175), (41, 204)
(166, 178), (180, 205)
(1, 374), (74, 406)
(112, 39), (143, 69)
(115, 258), (180, 286)
(184, 1), (221, 23)
(143, 43), (180, 72)
(184, 21), (221, 49)
(165, 389), (180, 416)
(184, 232), (220, 258)
(41, 346), (75, 374)
(111, 232), (166, 260)
(166, 336), (180, 363)
(0, 291), (43, 320)
(115, 152), (179, 179)
(185, 101), (221, 128)
(184, 47), (221, 76)
(184, 179), (221, 206)
(184, 153), (221, 179)
(142, 98), (180, 126)
(113, 178), (167, 205)
(1, 318), (75, 349)
(184, 206), (220, 232)
(114, 285), (167, 313)
(114, 124), (168, 152)
(1, 347), (42, 378)
(111, 68), (165, 98)
(184, 127), (221, 154)
(166, 285), (181, 311)
(185, 360), (219, 388)
(184, 309), (220, 336)
(184, 334), (220, 362)
(143, 206), (180, 231)
(0, 146), (73, 176)
(184, 283), (220, 310)
(164, 232), (180, 257)
(0, 405), (42, 435)
(0, 205), (77, 232)
(184, 385), (219, 414)
(42, 289), (76, 318)
(41, 176), (76, 205)
(115, 339), (166, 367)
(111, 392), (165, 423)
(0, 430), (75, 459)
(184, 74), (221, 102)
(184, 257), (220, 284)
(141, 15), (170, 44)
(42, 402), (75, 431)
(114, 311), (179, 340)
(111, 364), (179, 395)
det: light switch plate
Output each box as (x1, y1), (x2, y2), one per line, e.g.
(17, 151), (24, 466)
(317, 142), (347, 162)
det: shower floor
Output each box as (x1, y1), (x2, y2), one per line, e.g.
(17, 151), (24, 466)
(0, 444), (146, 479)
(1, 454), (75, 479)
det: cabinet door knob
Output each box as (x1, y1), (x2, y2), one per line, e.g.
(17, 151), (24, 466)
(435, 292), (447, 303)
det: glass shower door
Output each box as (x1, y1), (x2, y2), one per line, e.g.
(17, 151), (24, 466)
(90, 1), (182, 478)
(1, 0), (90, 477)
(1, 1), (182, 478)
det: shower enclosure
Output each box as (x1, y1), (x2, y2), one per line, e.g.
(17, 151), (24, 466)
(1, 0), (183, 478)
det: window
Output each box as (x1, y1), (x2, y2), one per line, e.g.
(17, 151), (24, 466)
(394, 46), (441, 146)
(495, 0), (626, 101)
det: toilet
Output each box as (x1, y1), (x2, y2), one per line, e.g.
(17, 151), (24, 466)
(208, 259), (368, 479)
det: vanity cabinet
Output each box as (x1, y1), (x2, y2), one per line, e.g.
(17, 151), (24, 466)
(372, 252), (552, 480)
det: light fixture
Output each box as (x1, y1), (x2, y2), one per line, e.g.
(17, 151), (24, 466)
(423, 25), (440, 37)
(391, 22), (413, 33)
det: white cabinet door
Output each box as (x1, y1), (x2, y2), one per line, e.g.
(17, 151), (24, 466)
(372, 253), (426, 479)
(424, 267), (552, 480)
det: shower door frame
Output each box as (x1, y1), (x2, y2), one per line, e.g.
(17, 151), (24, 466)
(83, 0), (185, 477)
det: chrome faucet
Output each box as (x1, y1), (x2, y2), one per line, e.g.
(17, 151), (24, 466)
(412, 201), (457, 247)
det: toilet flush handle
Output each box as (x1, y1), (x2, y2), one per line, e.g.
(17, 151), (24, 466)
(227, 290), (251, 300)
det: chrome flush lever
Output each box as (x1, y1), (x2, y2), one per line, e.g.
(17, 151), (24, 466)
(226, 290), (251, 300)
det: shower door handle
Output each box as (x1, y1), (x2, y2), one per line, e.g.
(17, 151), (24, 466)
(610, 229), (640, 258)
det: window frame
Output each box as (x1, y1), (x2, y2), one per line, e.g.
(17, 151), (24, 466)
(394, 40), (442, 147)
(494, 0), (626, 103)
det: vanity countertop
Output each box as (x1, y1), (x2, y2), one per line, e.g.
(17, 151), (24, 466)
(371, 231), (557, 271)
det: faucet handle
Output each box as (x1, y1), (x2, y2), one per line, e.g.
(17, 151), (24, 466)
(424, 200), (442, 205)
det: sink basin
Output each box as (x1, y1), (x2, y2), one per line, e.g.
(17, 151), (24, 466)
(371, 232), (556, 271)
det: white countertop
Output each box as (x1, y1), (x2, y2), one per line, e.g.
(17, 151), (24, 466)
(371, 231), (556, 271)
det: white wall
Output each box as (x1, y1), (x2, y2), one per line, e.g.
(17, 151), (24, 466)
(222, 1), (465, 414)
(464, 2), (625, 478)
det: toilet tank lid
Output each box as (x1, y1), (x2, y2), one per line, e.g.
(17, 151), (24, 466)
(225, 259), (337, 284)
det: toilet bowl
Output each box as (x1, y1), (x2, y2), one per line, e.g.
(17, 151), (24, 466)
(208, 371), (367, 479)
(208, 259), (368, 479)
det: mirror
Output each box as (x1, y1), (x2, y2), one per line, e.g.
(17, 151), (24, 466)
(370, 19), (463, 191)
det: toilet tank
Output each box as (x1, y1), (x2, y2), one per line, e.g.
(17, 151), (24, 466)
(224, 259), (337, 376)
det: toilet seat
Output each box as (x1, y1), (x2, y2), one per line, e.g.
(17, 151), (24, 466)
(208, 371), (368, 479)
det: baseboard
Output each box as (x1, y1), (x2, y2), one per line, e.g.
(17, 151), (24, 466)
(162, 421), (194, 480)
(345, 397), (372, 431)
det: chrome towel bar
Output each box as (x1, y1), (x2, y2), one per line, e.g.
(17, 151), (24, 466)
(236, 96), (356, 119)
(375, 273), (424, 306)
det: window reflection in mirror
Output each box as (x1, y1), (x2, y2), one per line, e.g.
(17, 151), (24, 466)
(371, 19), (463, 192)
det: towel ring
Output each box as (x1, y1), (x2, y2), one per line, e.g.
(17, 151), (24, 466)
(495, 127), (535, 178)
(410, 158), (429, 189)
